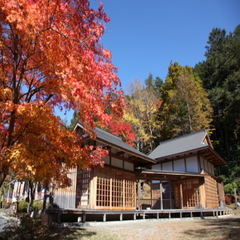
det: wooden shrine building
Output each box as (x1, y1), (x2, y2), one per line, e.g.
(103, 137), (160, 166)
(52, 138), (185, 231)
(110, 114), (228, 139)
(52, 124), (227, 214)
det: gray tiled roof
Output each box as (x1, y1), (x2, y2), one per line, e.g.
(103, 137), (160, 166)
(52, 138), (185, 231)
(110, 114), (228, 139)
(95, 127), (155, 163)
(148, 129), (208, 160)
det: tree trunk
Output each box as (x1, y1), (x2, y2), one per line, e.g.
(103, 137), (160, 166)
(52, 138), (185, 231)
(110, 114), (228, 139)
(43, 186), (47, 210)
(27, 180), (35, 215)
(0, 169), (8, 188)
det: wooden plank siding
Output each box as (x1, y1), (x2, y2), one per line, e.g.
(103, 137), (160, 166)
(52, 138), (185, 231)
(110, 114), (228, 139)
(204, 172), (220, 208)
(53, 168), (77, 209)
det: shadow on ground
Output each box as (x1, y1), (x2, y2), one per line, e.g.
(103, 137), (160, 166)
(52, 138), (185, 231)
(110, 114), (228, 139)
(46, 228), (97, 240)
(183, 217), (240, 240)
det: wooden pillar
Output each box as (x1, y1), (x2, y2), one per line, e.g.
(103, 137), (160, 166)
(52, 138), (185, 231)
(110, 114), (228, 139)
(199, 178), (206, 208)
(160, 182), (163, 210)
(169, 182), (172, 209)
(150, 181), (153, 208)
(90, 169), (97, 209)
(180, 182), (183, 209)
(110, 178), (112, 209)
(138, 180), (141, 210)
(123, 179), (125, 210)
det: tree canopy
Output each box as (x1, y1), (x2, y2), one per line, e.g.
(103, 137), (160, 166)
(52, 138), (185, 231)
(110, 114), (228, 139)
(159, 63), (213, 140)
(0, 0), (124, 187)
(195, 25), (240, 163)
(195, 25), (240, 193)
(124, 79), (162, 154)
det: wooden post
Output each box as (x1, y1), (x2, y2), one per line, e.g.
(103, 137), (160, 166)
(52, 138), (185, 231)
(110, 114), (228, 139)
(123, 179), (125, 210)
(199, 178), (206, 208)
(180, 182), (183, 209)
(150, 181), (153, 209)
(160, 182), (163, 210)
(89, 168), (97, 209)
(110, 178), (112, 209)
(169, 182), (172, 209)
(138, 180), (141, 210)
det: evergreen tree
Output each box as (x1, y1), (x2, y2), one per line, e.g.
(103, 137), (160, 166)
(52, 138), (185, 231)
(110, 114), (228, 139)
(145, 73), (163, 97)
(195, 25), (240, 163)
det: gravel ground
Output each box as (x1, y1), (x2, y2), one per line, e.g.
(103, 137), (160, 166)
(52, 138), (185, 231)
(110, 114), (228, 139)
(83, 214), (240, 240)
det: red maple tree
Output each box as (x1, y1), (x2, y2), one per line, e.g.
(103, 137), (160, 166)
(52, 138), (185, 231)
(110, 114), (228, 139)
(0, 0), (124, 187)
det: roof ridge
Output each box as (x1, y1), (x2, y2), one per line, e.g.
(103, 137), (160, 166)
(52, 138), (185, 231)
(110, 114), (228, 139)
(159, 129), (206, 145)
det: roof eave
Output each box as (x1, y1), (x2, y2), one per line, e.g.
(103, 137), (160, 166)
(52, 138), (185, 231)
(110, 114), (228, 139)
(154, 145), (226, 166)
(96, 137), (156, 164)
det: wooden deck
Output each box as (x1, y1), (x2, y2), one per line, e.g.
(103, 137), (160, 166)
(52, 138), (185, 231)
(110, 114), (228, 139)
(47, 207), (234, 223)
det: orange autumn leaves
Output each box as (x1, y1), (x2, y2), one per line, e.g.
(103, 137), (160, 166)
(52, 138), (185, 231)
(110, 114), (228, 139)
(0, 0), (123, 187)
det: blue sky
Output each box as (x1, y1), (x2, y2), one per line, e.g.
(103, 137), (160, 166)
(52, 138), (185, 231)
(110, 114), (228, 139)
(90, 0), (240, 91)
(57, 0), (240, 122)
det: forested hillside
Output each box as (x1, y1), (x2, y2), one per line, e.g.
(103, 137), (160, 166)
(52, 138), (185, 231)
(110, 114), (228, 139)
(121, 25), (240, 193)
(195, 25), (240, 193)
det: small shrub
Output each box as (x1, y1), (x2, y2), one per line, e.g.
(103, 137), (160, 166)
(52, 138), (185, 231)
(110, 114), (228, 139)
(18, 200), (28, 212)
(2, 200), (11, 209)
(32, 200), (43, 211)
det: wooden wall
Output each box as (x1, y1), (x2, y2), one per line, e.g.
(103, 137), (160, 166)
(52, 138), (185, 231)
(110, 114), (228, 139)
(152, 156), (200, 173)
(53, 168), (77, 209)
(152, 154), (215, 176)
(204, 173), (220, 208)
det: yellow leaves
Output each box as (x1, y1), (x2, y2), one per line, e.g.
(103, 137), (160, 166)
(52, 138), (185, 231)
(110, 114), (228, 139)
(0, 87), (13, 101)
(4, 100), (15, 112)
